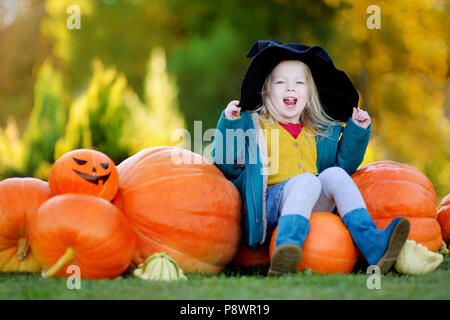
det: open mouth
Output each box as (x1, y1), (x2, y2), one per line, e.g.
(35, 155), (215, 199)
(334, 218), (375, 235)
(283, 97), (297, 108)
(73, 169), (111, 185)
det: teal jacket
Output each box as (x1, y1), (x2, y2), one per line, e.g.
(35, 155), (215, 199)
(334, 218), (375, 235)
(212, 111), (371, 250)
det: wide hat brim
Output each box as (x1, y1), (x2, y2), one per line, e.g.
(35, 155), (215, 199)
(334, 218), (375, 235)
(239, 40), (359, 122)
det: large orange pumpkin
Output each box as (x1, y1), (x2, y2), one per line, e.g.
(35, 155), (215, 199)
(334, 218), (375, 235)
(230, 242), (270, 267)
(351, 160), (442, 252)
(49, 149), (119, 201)
(29, 194), (135, 279)
(0, 178), (52, 273)
(438, 194), (450, 246)
(113, 146), (242, 275)
(269, 212), (358, 274)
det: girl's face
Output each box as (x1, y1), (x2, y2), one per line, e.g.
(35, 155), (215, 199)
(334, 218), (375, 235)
(266, 60), (308, 124)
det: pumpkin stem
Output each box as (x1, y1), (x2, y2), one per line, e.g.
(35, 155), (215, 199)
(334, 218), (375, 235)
(42, 247), (76, 278)
(17, 238), (30, 261)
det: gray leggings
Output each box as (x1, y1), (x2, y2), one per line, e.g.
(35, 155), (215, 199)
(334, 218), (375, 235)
(280, 167), (367, 219)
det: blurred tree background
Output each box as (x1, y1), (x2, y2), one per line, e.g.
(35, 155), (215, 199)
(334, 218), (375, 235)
(0, 0), (448, 202)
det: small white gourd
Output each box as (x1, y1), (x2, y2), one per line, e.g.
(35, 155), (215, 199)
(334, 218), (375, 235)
(394, 240), (443, 275)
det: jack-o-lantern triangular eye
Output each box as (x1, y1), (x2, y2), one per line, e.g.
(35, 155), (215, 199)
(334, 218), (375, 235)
(101, 163), (109, 170)
(73, 158), (87, 165)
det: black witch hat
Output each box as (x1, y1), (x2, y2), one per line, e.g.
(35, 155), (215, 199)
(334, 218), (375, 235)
(239, 39), (359, 122)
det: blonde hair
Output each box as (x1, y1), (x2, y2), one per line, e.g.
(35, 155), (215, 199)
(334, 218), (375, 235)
(255, 60), (343, 138)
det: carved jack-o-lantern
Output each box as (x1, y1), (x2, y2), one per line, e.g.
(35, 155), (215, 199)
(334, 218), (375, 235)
(49, 149), (119, 201)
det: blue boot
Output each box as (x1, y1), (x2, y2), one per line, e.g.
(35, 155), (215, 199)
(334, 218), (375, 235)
(268, 214), (310, 277)
(342, 208), (410, 274)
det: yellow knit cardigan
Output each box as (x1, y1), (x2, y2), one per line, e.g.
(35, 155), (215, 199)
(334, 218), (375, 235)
(259, 117), (318, 186)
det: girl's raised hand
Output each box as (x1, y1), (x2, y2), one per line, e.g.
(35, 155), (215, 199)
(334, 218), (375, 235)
(352, 107), (371, 129)
(224, 100), (242, 120)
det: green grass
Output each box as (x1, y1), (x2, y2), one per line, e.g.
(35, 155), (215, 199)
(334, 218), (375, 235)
(1, 255), (449, 300)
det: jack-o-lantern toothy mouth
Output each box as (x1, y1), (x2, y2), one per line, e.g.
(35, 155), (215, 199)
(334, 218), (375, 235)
(73, 169), (111, 185)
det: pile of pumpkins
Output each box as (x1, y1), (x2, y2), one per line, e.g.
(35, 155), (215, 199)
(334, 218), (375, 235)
(0, 147), (241, 279)
(0, 146), (449, 279)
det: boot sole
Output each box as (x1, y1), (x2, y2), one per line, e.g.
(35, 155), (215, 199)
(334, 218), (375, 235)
(376, 218), (410, 274)
(267, 244), (302, 277)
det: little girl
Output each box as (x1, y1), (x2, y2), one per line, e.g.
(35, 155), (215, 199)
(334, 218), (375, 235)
(212, 40), (410, 276)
